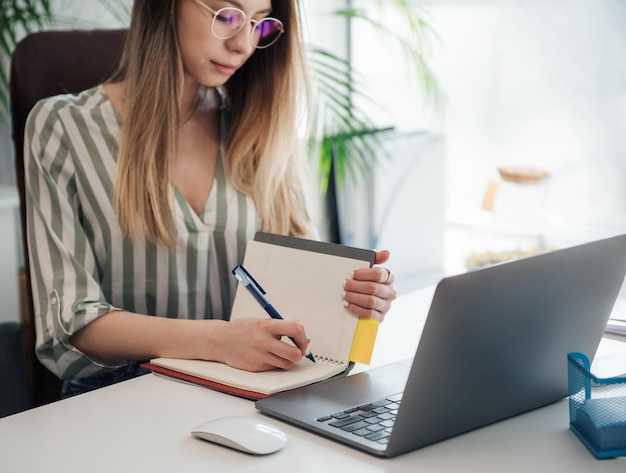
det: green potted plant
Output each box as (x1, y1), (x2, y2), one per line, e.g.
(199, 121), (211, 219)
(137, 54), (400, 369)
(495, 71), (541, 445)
(0, 0), (131, 121)
(309, 1), (442, 243)
(311, 0), (442, 194)
(0, 0), (53, 117)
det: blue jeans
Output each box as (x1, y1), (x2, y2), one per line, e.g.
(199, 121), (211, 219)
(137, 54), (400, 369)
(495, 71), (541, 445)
(61, 361), (150, 399)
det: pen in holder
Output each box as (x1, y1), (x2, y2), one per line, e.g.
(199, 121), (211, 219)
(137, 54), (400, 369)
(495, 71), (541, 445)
(567, 352), (626, 459)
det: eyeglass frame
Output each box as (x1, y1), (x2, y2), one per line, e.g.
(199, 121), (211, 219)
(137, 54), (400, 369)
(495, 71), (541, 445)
(193, 0), (285, 49)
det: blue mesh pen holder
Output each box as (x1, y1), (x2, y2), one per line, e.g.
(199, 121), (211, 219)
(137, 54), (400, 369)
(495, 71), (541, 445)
(568, 352), (626, 459)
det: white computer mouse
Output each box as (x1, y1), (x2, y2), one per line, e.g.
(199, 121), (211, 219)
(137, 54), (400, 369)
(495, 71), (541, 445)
(191, 416), (288, 455)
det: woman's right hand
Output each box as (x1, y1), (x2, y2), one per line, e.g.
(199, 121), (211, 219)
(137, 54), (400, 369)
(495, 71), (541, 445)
(70, 311), (309, 373)
(212, 318), (310, 372)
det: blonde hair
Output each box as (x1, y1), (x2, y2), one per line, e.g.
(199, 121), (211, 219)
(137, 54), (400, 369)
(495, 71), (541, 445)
(111, 0), (312, 247)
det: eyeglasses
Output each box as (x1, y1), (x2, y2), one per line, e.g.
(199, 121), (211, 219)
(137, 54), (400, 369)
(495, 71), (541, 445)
(194, 1), (285, 49)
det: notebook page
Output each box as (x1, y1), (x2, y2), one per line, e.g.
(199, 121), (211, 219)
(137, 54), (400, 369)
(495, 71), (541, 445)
(230, 240), (371, 363)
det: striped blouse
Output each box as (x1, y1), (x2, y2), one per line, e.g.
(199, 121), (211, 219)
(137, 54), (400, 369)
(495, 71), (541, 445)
(24, 86), (259, 380)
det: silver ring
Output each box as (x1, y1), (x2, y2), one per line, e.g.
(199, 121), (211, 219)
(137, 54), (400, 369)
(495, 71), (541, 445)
(383, 268), (391, 284)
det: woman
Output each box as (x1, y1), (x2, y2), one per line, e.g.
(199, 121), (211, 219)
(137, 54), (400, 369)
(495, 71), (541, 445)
(24, 0), (397, 398)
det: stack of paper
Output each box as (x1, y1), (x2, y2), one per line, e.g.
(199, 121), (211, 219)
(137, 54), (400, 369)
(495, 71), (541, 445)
(606, 298), (626, 337)
(605, 317), (626, 337)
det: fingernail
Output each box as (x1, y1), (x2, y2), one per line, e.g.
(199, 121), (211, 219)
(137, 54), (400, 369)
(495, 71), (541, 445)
(342, 279), (347, 288)
(342, 300), (349, 307)
(340, 291), (346, 299)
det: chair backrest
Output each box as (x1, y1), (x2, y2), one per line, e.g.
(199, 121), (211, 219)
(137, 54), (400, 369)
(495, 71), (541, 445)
(10, 28), (127, 405)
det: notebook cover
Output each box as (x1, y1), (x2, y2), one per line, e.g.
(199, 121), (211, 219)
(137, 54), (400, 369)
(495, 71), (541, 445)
(141, 362), (268, 400)
(141, 361), (355, 401)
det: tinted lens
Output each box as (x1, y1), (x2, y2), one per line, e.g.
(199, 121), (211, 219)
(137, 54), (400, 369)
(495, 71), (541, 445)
(253, 19), (283, 47)
(212, 8), (245, 38)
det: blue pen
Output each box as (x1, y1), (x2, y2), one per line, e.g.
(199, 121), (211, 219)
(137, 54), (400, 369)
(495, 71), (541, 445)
(232, 265), (316, 363)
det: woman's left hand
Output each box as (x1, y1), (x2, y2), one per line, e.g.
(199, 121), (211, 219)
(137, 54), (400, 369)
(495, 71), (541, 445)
(342, 250), (398, 322)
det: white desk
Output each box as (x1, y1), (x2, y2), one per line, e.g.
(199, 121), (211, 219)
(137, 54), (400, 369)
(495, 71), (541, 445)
(1, 288), (625, 472)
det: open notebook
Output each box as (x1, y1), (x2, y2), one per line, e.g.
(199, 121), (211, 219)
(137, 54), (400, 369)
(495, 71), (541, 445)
(144, 232), (378, 399)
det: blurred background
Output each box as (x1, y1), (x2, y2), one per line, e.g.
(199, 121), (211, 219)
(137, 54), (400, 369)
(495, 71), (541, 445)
(2, 0), (626, 304)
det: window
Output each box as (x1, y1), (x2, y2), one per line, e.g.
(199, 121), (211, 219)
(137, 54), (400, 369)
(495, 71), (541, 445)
(351, 0), (626, 243)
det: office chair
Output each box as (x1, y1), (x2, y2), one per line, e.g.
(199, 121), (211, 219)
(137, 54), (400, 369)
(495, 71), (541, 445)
(10, 28), (127, 406)
(0, 321), (31, 418)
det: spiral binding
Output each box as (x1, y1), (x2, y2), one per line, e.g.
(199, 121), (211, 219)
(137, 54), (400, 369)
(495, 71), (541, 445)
(314, 355), (344, 365)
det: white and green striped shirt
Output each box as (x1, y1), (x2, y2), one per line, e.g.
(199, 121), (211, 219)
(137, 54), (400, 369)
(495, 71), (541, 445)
(24, 86), (259, 380)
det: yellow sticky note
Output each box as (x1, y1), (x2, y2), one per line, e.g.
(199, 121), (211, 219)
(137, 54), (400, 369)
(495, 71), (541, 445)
(349, 318), (379, 365)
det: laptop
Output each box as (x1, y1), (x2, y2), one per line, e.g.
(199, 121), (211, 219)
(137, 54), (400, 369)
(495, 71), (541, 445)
(255, 233), (626, 457)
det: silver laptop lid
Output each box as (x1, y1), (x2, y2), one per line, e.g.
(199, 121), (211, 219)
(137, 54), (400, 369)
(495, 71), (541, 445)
(388, 233), (626, 456)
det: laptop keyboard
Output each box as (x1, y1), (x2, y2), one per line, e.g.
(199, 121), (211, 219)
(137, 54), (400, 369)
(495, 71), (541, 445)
(316, 393), (403, 444)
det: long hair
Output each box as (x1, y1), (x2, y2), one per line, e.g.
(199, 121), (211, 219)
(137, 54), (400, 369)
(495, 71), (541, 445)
(224, 0), (311, 238)
(111, 0), (181, 247)
(110, 0), (312, 247)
